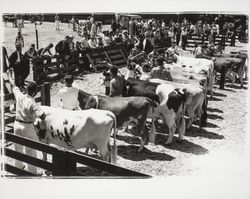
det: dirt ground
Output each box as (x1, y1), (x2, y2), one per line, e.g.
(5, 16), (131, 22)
(2, 21), (249, 177)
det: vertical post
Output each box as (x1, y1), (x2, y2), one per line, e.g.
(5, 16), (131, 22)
(52, 150), (76, 176)
(41, 82), (50, 106)
(219, 65), (226, 89)
(33, 59), (37, 82)
(35, 23), (39, 50)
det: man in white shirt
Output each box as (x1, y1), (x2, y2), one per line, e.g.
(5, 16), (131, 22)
(57, 75), (80, 110)
(7, 70), (46, 174)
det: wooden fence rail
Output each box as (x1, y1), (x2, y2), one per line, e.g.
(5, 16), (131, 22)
(186, 34), (235, 50)
(4, 132), (150, 177)
(32, 45), (128, 83)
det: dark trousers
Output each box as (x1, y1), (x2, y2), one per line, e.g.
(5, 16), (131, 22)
(176, 34), (181, 46)
(13, 63), (23, 87)
(181, 35), (187, 50)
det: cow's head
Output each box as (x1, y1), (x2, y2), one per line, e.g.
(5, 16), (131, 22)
(34, 118), (47, 140)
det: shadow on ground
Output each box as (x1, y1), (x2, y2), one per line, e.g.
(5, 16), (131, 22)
(212, 91), (227, 97)
(118, 145), (175, 161)
(155, 133), (209, 155)
(207, 107), (223, 113)
(185, 126), (224, 140)
(207, 113), (223, 120)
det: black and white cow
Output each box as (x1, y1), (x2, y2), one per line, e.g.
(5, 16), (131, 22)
(125, 78), (187, 145)
(34, 106), (117, 163)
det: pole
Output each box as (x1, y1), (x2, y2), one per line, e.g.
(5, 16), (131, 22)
(35, 22), (39, 50)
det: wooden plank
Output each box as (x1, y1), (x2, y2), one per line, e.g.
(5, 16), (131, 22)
(5, 148), (53, 171)
(4, 116), (15, 124)
(109, 54), (123, 60)
(112, 59), (126, 65)
(4, 132), (59, 154)
(4, 163), (37, 176)
(106, 49), (121, 54)
(66, 151), (150, 177)
(4, 93), (14, 101)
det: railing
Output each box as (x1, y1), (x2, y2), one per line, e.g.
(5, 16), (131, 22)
(4, 133), (150, 177)
(186, 34), (235, 50)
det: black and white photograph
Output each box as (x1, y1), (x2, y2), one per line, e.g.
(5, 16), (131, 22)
(0, 0), (250, 198)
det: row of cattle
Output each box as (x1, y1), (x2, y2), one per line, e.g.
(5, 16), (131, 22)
(34, 50), (247, 166)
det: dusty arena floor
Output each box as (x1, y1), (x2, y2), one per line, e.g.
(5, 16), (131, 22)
(2, 21), (249, 177)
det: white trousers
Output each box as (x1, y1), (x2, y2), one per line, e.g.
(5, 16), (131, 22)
(14, 121), (38, 174)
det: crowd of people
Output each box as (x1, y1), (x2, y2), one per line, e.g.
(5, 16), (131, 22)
(3, 13), (248, 175)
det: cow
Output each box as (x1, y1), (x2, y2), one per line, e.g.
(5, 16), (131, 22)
(171, 55), (214, 96)
(125, 78), (186, 145)
(34, 106), (117, 163)
(77, 89), (154, 152)
(150, 78), (206, 130)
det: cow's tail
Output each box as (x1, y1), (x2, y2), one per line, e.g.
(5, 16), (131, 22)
(108, 112), (117, 164)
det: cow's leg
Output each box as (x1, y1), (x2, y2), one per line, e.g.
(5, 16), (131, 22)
(186, 110), (194, 130)
(166, 123), (177, 145)
(160, 107), (176, 145)
(149, 117), (156, 144)
(195, 103), (204, 129)
(178, 116), (186, 141)
(138, 120), (149, 152)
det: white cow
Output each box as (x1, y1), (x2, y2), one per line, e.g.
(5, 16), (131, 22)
(170, 55), (214, 96)
(34, 106), (117, 163)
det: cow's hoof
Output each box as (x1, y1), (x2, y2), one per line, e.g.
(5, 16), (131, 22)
(138, 147), (144, 152)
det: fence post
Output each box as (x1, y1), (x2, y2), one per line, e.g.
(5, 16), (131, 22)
(52, 149), (77, 176)
(41, 82), (50, 106)
(221, 35), (225, 50)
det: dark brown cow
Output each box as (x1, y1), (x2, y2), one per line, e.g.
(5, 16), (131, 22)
(78, 89), (154, 151)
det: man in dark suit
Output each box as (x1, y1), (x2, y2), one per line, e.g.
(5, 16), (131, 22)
(9, 44), (28, 87)
(143, 32), (153, 54)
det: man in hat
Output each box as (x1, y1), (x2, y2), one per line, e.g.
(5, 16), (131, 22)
(150, 56), (173, 81)
(57, 75), (80, 110)
(7, 69), (46, 174)
(108, 65), (124, 97)
(55, 36), (71, 65)
(9, 44), (25, 87)
(15, 31), (24, 51)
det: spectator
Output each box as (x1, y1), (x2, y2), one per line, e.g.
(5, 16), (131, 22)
(181, 27), (188, 50)
(80, 33), (90, 49)
(143, 32), (154, 54)
(71, 16), (76, 31)
(109, 65), (124, 97)
(9, 44), (26, 87)
(24, 44), (38, 59)
(15, 31), (24, 50)
(139, 63), (151, 81)
(7, 69), (46, 175)
(96, 36), (104, 47)
(57, 75), (80, 110)
(88, 35), (97, 48)
(150, 56), (173, 81)
(16, 17), (23, 33)
(55, 14), (60, 31)
(125, 61), (142, 80)
(37, 43), (54, 56)
(55, 35), (72, 67)
(175, 23), (182, 46)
